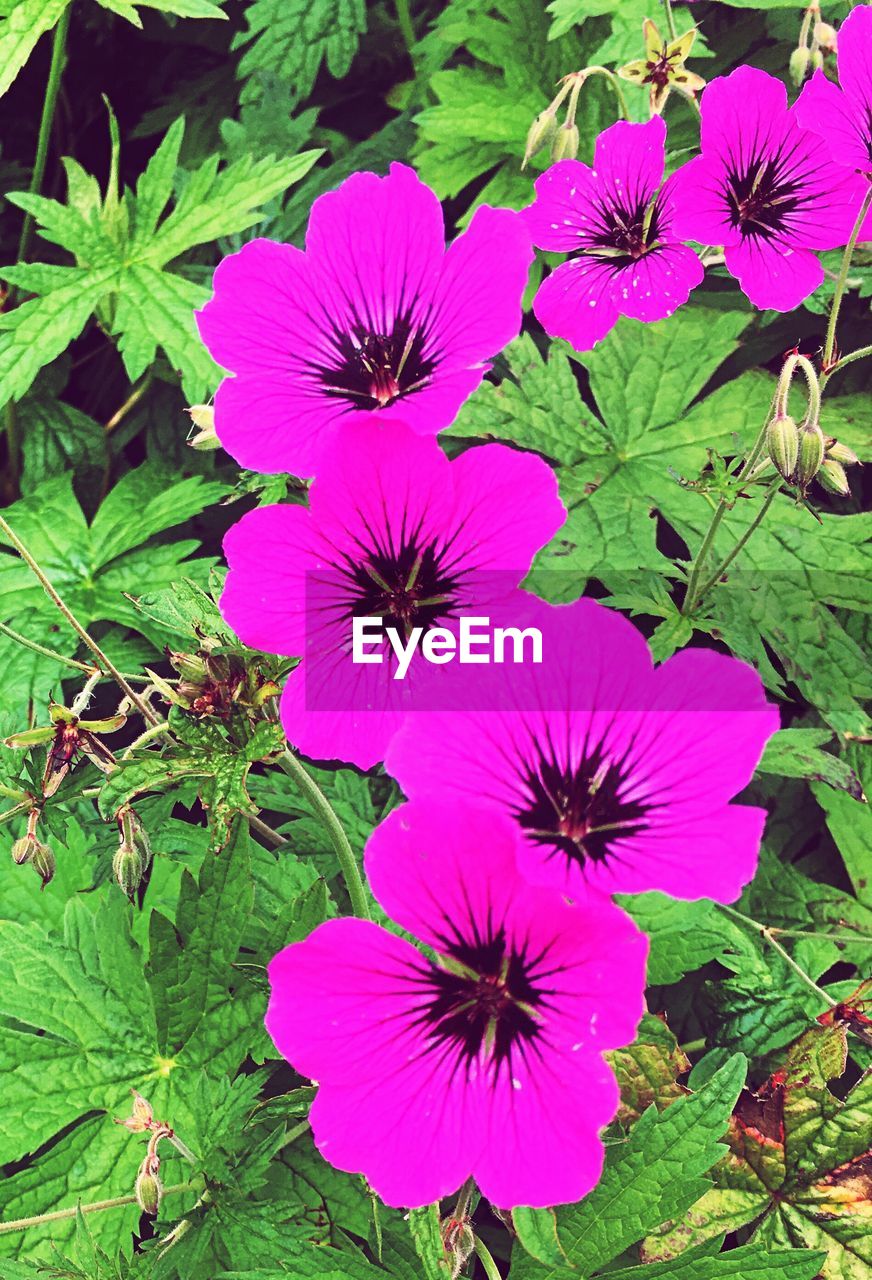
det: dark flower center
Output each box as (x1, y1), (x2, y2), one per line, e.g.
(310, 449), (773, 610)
(579, 196), (664, 266)
(726, 156), (804, 240)
(417, 929), (547, 1075)
(515, 743), (651, 870)
(345, 538), (461, 634)
(645, 51), (675, 89)
(321, 313), (436, 411)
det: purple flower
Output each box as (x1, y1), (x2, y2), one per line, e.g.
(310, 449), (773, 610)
(219, 420), (564, 769)
(523, 116), (704, 351)
(670, 65), (869, 310)
(196, 164), (533, 477)
(385, 597), (779, 905)
(796, 7), (872, 183)
(266, 800), (648, 1208)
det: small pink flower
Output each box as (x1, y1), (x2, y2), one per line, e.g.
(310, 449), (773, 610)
(219, 420), (564, 769)
(196, 164), (533, 477)
(670, 65), (869, 310)
(266, 800), (648, 1209)
(796, 7), (872, 189)
(385, 596), (779, 905)
(524, 116), (704, 351)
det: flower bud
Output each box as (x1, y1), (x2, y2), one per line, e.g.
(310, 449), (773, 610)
(11, 836), (34, 865)
(766, 414), (799, 481)
(168, 650), (209, 683)
(797, 423), (826, 488)
(523, 109), (557, 169)
(31, 841), (55, 888)
(135, 1154), (162, 1215)
(441, 1217), (476, 1280)
(113, 844), (145, 898)
(186, 405), (220, 451)
(551, 122), (579, 163)
(814, 20), (837, 51)
(810, 48), (824, 70)
(817, 458), (851, 496)
(789, 45), (811, 85)
(825, 439), (860, 466)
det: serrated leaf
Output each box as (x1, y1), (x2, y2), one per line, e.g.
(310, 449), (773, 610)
(606, 1012), (690, 1128)
(759, 730), (865, 799)
(605, 1243), (826, 1280)
(509, 1055), (747, 1279)
(234, 0), (367, 103)
(0, 0), (69, 99)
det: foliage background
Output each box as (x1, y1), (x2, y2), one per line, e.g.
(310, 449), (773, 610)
(0, 0), (870, 1277)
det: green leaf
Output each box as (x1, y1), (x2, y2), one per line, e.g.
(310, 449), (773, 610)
(513, 1207), (569, 1266)
(620, 893), (744, 986)
(408, 1204), (451, 1280)
(0, 0), (69, 99)
(509, 1055), (747, 1279)
(812, 780), (872, 908)
(759, 729), (865, 799)
(606, 1012), (691, 1128)
(604, 1244), (826, 1279)
(234, 0), (367, 104)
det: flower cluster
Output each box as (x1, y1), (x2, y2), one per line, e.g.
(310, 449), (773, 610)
(187, 13), (872, 1207)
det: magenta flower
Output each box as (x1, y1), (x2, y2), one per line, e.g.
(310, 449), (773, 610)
(196, 164), (533, 476)
(796, 7), (872, 182)
(219, 419), (564, 769)
(385, 597), (779, 905)
(670, 66), (869, 310)
(523, 116), (703, 351)
(266, 800), (647, 1208)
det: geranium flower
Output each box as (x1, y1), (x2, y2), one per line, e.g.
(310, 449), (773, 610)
(670, 65), (869, 310)
(796, 6), (872, 181)
(219, 419), (564, 769)
(385, 596), (779, 905)
(266, 800), (648, 1208)
(523, 115), (704, 352)
(196, 164), (533, 476)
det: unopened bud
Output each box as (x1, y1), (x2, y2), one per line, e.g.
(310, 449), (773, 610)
(789, 45), (811, 85)
(186, 405), (219, 451)
(551, 122), (580, 163)
(810, 48), (824, 70)
(814, 20), (837, 51)
(766, 414), (799, 481)
(797, 423), (826, 488)
(31, 841), (55, 888)
(113, 844), (144, 898)
(135, 1154), (162, 1215)
(11, 836), (34, 865)
(825, 439), (860, 466)
(817, 458), (850, 495)
(441, 1217), (476, 1280)
(523, 109), (558, 169)
(168, 650), (209, 683)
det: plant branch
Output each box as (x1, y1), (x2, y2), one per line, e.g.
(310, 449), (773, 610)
(16, 5), (71, 266)
(0, 513), (160, 726)
(692, 479), (781, 603)
(0, 618), (97, 674)
(474, 1236), (503, 1280)
(822, 184), (872, 373)
(0, 1179), (202, 1234)
(278, 749), (370, 919)
(246, 810), (287, 848)
(104, 372), (154, 434)
(393, 0), (416, 60)
(720, 904), (837, 1008)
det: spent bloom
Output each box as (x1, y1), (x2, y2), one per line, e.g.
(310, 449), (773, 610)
(219, 420), (564, 769)
(796, 6), (872, 184)
(196, 164), (532, 477)
(618, 20), (706, 115)
(385, 596), (779, 906)
(523, 115), (703, 352)
(670, 65), (870, 310)
(266, 801), (648, 1208)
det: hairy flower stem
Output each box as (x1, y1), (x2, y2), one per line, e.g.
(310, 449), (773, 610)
(571, 66), (630, 122)
(681, 394), (778, 617)
(0, 513), (161, 726)
(121, 721), (171, 759)
(474, 1237), (503, 1280)
(661, 0), (678, 40)
(278, 749), (371, 919)
(393, 0), (416, 60)
(692, 479), (781, 602)
(822, 184), (872, 373)
(720, 904), (837, 1008)
(0, 1179), (203, 1234)
(821, 341), (872, 384)
(16, 8), (71, 267)
(0, 618), (98, 675)
(246, 811), (288, 848)
(104, 372), (154, 434)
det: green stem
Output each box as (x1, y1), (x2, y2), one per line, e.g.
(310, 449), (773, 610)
(104, 373), (154, 435)
(661, 0), (677, 40)
(165, 1132), (197, 1164)
(0, 617), (97, 675)
(0, 1179), (202, 1234)
(720, 905), (837, 1008)
(393, 0), (416, 60)
(692, 480), (781, 604)
(574, 66), (630, 122)
(15, 5), (71, 266)
(278, 749), (370, 919)
(0, 801), (31, 827)
(474, 1237), (503, 1280)
(820, 341), (872, 386)
(246, 811), (287, 848)
(823, 184), (872, 371)
(679, 1037), (707, 1055)
(681, 394), (777, 617)
(0, 514), (161, 726)
(121, 721), (171, 758)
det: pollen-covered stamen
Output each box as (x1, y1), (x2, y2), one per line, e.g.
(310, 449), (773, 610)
(321, 313), (437, 411)
(515, 744), (651, 869)
(726, 154), (805, 240)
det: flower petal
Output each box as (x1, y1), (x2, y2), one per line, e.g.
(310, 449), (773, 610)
(724, 236), (824, 310)
(532, 258), (621, 351)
